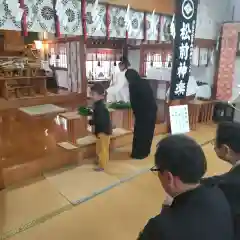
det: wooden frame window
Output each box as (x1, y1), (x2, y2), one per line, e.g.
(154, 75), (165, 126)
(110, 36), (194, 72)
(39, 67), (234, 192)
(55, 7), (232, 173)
(143, 51), (172, 76)
(49, 43), (67, 69)
(86, 49), (121, 81)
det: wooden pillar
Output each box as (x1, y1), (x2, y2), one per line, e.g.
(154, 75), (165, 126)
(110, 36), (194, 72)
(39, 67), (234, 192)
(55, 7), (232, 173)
(79, 36), (87, 101)
(123, 39), (128, 59)
(0, 113), (12, 190)
(139, 46), (145, 76)
(0, 165), (3, 190)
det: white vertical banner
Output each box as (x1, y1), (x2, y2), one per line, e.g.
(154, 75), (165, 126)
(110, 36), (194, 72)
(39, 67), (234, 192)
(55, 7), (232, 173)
(169, 105), (190, 134)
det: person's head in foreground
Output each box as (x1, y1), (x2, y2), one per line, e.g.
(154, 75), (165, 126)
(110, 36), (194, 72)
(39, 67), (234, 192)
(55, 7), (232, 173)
(90, 83), (105, 102)
(154, 134), (207, 197)
(118, 56), (130, 71)
(214, 121), (240, 165)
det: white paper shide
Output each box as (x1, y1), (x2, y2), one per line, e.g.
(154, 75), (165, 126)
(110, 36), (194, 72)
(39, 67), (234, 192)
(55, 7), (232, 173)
(125, 4), (132, 35)
(55, 0), (69, 28)
(7, 0), (24, 22)
(55, 0), (81, 29)
(150, 9), (157, 37)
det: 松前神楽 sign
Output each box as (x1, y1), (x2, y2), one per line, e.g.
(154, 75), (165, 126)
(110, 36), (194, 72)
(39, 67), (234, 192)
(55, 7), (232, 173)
(169, 0), (198, 100)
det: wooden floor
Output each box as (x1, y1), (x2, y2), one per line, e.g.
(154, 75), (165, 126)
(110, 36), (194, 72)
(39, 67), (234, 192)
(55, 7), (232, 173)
(0, 124), (231, 240)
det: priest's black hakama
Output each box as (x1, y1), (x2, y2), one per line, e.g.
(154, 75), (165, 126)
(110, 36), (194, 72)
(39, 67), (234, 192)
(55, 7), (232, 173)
(125, 69), (157, 159)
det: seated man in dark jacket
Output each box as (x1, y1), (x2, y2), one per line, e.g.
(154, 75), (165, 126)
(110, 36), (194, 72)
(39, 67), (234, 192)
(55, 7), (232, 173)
(138, 134), (234, 240)
(202, 121), (240, 239)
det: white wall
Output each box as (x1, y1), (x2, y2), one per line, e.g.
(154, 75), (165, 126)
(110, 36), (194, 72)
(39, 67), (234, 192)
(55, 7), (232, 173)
(228, 0), (240, 21)
(233, 58), (240, 122)
(189, 0), (232, 86)
(191, 65), (215, 85)
(56, 69), (80, 92)
(233, 58), (240, 90)
(196, 0), (232, 39)
(56, 70), (69, 89)
(128, 49), (140, 72)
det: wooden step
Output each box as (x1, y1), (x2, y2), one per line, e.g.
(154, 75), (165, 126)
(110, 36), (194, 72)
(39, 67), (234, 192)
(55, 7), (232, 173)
(58, 128), (133, 159)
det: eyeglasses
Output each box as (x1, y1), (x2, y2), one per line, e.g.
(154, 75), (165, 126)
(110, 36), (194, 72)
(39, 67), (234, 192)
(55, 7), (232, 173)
(150, 166), (161, 172)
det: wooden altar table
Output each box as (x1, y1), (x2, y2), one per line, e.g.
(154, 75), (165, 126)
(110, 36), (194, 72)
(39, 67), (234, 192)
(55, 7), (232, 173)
(109, 109), (134, 131)
(59, 111), (89, 145)
(0, 76), (47, 100)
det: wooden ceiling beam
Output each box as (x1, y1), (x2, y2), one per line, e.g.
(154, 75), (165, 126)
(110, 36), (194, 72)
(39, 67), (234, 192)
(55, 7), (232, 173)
(99, 0), (174, 14)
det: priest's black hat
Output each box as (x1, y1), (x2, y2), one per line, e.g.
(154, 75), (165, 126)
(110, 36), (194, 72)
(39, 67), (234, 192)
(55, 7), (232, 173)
(119, 56), (130, 67)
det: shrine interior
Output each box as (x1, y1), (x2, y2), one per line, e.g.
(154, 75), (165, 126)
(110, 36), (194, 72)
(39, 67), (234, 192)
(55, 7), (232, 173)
(0, 0), (238, 239)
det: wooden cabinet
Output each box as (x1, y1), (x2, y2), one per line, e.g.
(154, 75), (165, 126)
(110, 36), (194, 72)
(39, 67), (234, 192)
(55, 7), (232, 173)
(0, 30), (25, 55)
(4, 30), (24, 52)
(0, 76), (47, 100)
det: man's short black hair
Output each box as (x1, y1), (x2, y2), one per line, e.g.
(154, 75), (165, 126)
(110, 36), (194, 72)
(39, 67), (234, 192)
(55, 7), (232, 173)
(216, 121), (240, 153)
(155, 134), (207, 184)
(119, 55), (130, 69)
(91, 83), (105, 95)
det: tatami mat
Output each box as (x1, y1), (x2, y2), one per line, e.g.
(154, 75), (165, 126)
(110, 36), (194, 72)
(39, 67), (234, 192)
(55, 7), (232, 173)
(202, 144), (231, 177)
(110, 150), (154, 171)
(187, 124), (216, 145)
(19, 104), (66, 116)
(46, 126), (217, 208)
(0, 179), (69, 236)
(8, 172), (164, 240)
(125, 158), (154, 171)
(7, 143), (231, 240)
(0, 125), (218, 239)
(104, 162), (141, 180)
(44, 165), (120, 204)
(151, 124), (216, 153)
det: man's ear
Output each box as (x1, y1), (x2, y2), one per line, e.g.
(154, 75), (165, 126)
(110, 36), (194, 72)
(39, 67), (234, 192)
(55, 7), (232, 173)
(163, 171), (175, 187)
(222, 144), (231, 155)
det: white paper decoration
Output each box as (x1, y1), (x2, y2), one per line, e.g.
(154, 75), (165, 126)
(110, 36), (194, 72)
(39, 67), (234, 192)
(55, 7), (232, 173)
(0, 0), (24, 31)
(146, 11), (160, 41)
(86, 1), (106, 37)
(7, 0), (24, 22)
(25, 0), (55, 33)
(55, 0), (82, 35)
(109, 6), (126, 38)
(128, 9), (144, 39)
